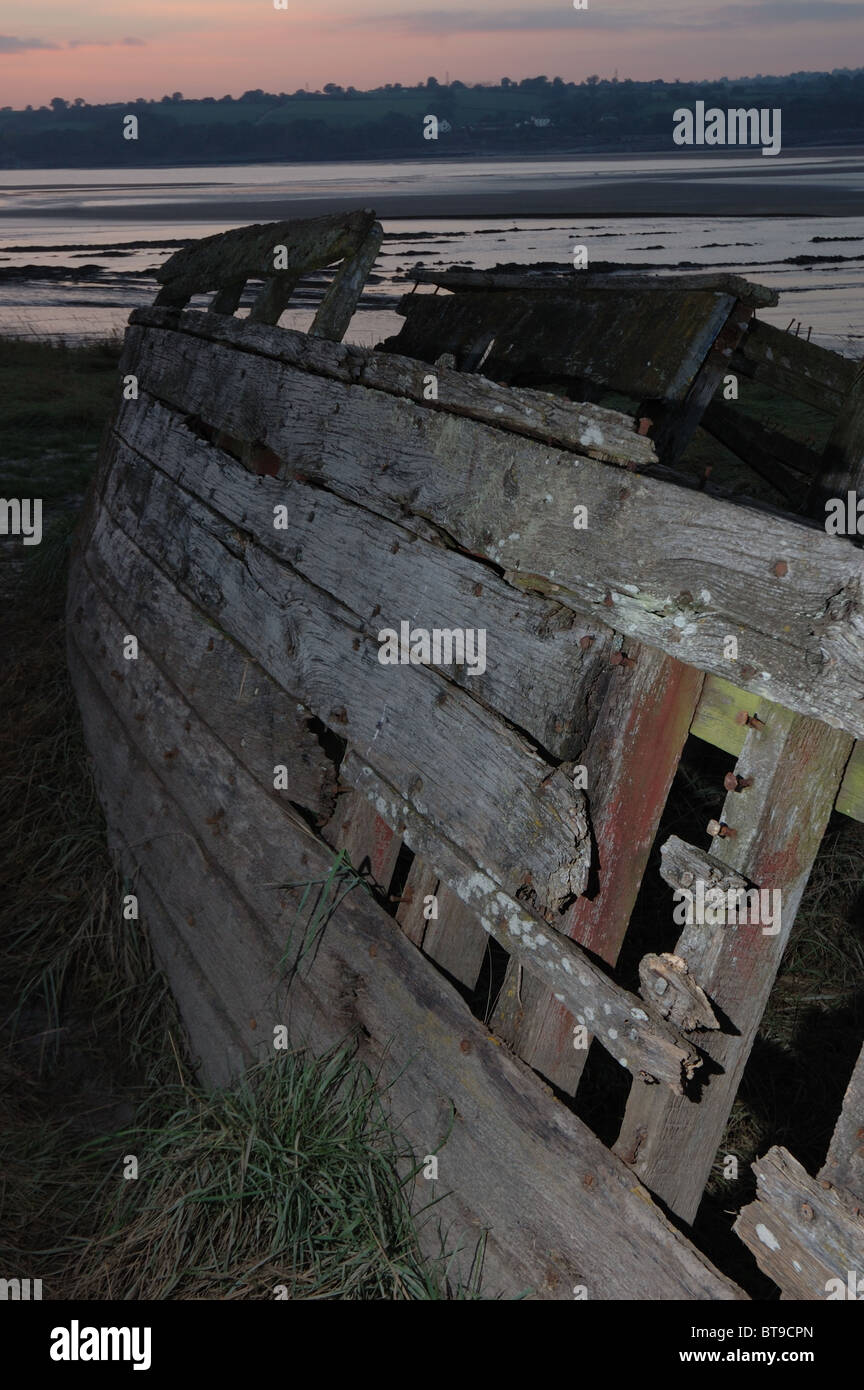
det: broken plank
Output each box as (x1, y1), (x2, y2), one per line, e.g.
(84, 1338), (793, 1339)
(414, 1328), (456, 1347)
(123, 320), (864, 742)
(116, 393), (615, 762)
(734, 1146), (864, 1299)
(491, 646), (703, 1094)
(343, 750), (702, 1094)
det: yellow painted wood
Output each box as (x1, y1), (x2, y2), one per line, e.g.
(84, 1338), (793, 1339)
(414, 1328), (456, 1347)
(690, 675), (864, 824)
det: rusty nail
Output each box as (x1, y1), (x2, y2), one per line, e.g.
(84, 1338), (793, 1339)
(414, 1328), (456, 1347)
(582, 1173), (595, 1188)
(579, 634), (595, 650)
(801, 1202), (814, 1221)
(459, 1039), (471, 1054)
(772, 560), (788, 578)
(707, 819), (737, 839)
(724, 772), (753, 792)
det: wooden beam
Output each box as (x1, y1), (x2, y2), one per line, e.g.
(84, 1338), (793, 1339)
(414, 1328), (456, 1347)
(690, 674), (864, 824)
(410, 268), (779, 307)
(343, 752), (703, 1093)
(490, 648), (703, 1094)
(614, 703), (853, 1222)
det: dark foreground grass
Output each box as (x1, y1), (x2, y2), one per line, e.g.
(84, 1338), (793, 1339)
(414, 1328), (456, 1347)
(0, 337), (476, 1300)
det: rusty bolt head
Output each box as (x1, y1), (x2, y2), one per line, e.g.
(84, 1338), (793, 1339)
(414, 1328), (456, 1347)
(459, 1039), (472, 1054)
(801, 1202), (814, 1221)
(773, 560), (788, 578)
(724, 772), (753, 793)
(707, 819), (737, 839)
(734, 711), (765, 730)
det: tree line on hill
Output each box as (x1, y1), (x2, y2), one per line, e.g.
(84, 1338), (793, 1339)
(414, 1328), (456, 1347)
(1, 70), (862, 167)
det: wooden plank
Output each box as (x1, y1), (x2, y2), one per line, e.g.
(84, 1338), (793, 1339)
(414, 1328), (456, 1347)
(701, 401), (817, 504)
(691, 675), (864, 823)
(491, 648), (703, 1094)
(323, 787), (401, 891)
(820, 1042), (864, 1202)
(123, 319), (864, 742)
(731, 319), (856, 415)
(79, 507), (338, 823)
(734, 1146), (864, 1299)
(67, 560), (744, 1299)
(382, 286), (739, 403)
(410, 268), (779, 307)
(101, 437), (595, 920)
(614, 703), (853, 1222)
(130, 306), (656, 469)
(396, 859), (489, 990)
(344, 751), (702, 1094)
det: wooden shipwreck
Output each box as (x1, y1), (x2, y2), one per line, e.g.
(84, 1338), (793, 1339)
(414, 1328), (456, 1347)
(68, 209), (864, 1299)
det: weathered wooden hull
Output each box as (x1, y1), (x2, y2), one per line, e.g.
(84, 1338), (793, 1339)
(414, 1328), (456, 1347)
(66, 304), (753, 1299)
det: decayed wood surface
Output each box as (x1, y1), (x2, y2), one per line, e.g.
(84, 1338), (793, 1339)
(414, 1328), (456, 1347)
(122, 315), (864, 741)
(384, 285), (739, 404)
(410, 267), (779, 307)
(614, 704), (853, 1222)
(97, 435), (706, 1088)
(730, 318), (856, 414)
(67, 527), (744, 1298)
(491, 649), (703, 1094)
(101, 436), (595, 919)
(130, 307), (656, 468)
(342, 752), (701, 1093)
(734, 1147), (864, 1299)
(819, 1042), (864, 1201)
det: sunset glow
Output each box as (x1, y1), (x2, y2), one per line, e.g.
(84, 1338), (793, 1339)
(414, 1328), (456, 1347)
(2, 1), (863, 108)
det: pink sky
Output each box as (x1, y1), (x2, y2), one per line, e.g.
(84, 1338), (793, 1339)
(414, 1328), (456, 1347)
(2, 1), (862, 107)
